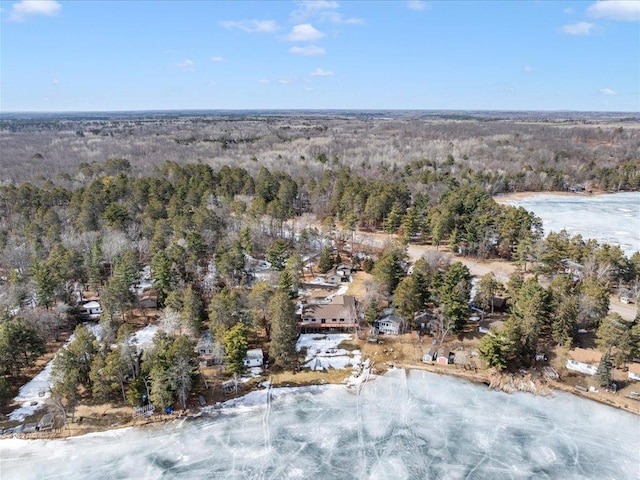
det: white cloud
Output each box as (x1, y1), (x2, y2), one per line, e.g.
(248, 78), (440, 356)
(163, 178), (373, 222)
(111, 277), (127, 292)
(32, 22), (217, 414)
(320, 11), (365, 24)
(305, 87), (314, 92)
(174, 59), (195, 71)
(599, 87), (616, 95)
(220, 19), (279, 33)
(8, 0), (61, 21)
(291, 1), (339, 22)
(561, 21), (596, 34)
(564, 7), (574, 14)
(310, 68), (334, 76)
(210, 56), (225, 63)
(51, 78), (59, 85)
(259, 79), (270, 84)
(522, 65), (535, 73)
(407, 0), (430, 11)
(289, 45), (326, 56)
(209, 81), (217, 86)
(587, 1), (640, 21)
(277, 78), (295, 84)
(286, 23), (325, 41)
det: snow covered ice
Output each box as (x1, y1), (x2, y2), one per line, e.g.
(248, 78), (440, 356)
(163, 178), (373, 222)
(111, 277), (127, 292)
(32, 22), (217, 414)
(505, 191), (640, 257)
(2, 370), (638, 479)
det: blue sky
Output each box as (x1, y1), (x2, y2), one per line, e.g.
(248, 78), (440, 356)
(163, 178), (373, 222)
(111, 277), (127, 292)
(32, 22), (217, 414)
(1, 0), (638, 112)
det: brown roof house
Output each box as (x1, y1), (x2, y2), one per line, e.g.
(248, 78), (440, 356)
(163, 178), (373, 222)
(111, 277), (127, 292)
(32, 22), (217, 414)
(301, 295), (359, 332)
(566, 348), (602, 376)
(628, 363), (640, 382)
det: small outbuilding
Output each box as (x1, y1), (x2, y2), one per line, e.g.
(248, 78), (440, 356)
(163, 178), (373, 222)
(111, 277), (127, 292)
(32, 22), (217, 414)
(243, 348), (264, 368)
(422, 347), (437, 363)
(436, 348), (451, 365)
(79, 301), (103, 319)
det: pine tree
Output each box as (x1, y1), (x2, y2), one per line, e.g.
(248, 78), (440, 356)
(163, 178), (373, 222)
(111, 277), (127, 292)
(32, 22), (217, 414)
(223, 323), (249, 375)
(594, 350), (613, 387)
(268, 292), (297, 370)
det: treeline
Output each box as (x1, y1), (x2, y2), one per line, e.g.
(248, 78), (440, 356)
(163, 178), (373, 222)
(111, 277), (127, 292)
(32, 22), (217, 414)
(1, 115), (639, 192)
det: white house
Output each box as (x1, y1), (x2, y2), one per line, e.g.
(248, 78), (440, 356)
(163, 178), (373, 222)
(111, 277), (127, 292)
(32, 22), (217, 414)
(566, 348), (602, 376)
(628, 363), (640, 382)
(80, 301), (102, 319)
(243, 348), (264, 368)
(377, 312), (401, 335)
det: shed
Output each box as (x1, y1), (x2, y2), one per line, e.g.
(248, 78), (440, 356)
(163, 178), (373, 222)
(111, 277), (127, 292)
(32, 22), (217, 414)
(422, 347), (437, 363)
(80, 301), (102, 319)
(37, 413), (55, 431)
(436, 348), (451, 365)
(243, 348), (264, 368)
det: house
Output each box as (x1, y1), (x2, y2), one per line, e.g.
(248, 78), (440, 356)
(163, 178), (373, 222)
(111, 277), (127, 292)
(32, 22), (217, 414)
(422, 347), (437, 363)
(196, 332), (214, 366)
(376, 310), (401, 335)
(301, 295), (359, 332)
(558, 259), (585, 281)
(566, 348), (602, 376)
(79, 301), (102, 319)
(436, 348), (451, 365)
(243, 348), (264, 368)
(628, 363), (640, 381)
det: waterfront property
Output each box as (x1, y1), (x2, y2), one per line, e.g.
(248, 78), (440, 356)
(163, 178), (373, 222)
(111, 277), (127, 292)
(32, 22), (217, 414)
(566, 348), (602, 376)
(300, 295), (359, 332)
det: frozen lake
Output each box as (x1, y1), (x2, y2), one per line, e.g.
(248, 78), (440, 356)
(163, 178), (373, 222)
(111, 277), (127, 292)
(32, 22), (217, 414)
(2, 370), (638, 479)
(500, 191), (640, 258)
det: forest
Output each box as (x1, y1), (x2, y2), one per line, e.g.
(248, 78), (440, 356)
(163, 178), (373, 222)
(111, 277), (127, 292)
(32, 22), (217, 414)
(0, 112), (638, 422)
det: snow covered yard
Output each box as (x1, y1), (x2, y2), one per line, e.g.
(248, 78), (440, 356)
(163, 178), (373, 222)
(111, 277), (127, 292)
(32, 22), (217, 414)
(296, 333), (361, 371)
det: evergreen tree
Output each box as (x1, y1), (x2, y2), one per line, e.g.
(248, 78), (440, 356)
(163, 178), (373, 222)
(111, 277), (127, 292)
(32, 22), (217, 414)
(223, 322), (249, 375)
(151, 250), (173, 308)
(478, 330), (509, 370)
(317, 246), (334, 274)
(594, 350), (613, 388)
(268, 292), (297, 370)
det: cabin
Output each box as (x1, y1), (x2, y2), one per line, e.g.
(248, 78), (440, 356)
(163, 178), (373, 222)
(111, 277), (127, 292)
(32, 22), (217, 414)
(301, 295), (358, 332)
(196, 332), (214, 366)
(558, 259), (584, 281)
(628, 363), (640, 382)
(376, 309), (401, 335)
(79, 301), (102, 319)
(422, 347), (437, 363)
(436, 348), (451, 365)
(566, 348), (602, 376)
(243, 348), (264, 368)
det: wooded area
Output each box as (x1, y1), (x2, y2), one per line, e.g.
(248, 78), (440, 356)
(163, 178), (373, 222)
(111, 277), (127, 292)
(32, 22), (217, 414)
(0, 112), (638, 423)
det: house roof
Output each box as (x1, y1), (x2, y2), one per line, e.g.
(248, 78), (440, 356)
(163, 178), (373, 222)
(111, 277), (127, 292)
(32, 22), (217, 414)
(303, 295), (356, 320)
(568, 348), (602, 365)
(437, 348), (450, 358)
(628, 363), (640, 375)
(245, 348), (263, 359)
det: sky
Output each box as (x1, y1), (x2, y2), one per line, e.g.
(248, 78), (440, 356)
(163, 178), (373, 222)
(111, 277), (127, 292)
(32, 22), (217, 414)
(0, 0), (639, 112)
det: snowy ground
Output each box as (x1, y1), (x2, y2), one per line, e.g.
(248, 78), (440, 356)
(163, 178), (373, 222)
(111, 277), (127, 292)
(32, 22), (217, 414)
(296, 333), (361, 370)
(7, 322), (101, 421)
(6, 323), (155, 422)
(129, 324), (159, 350)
